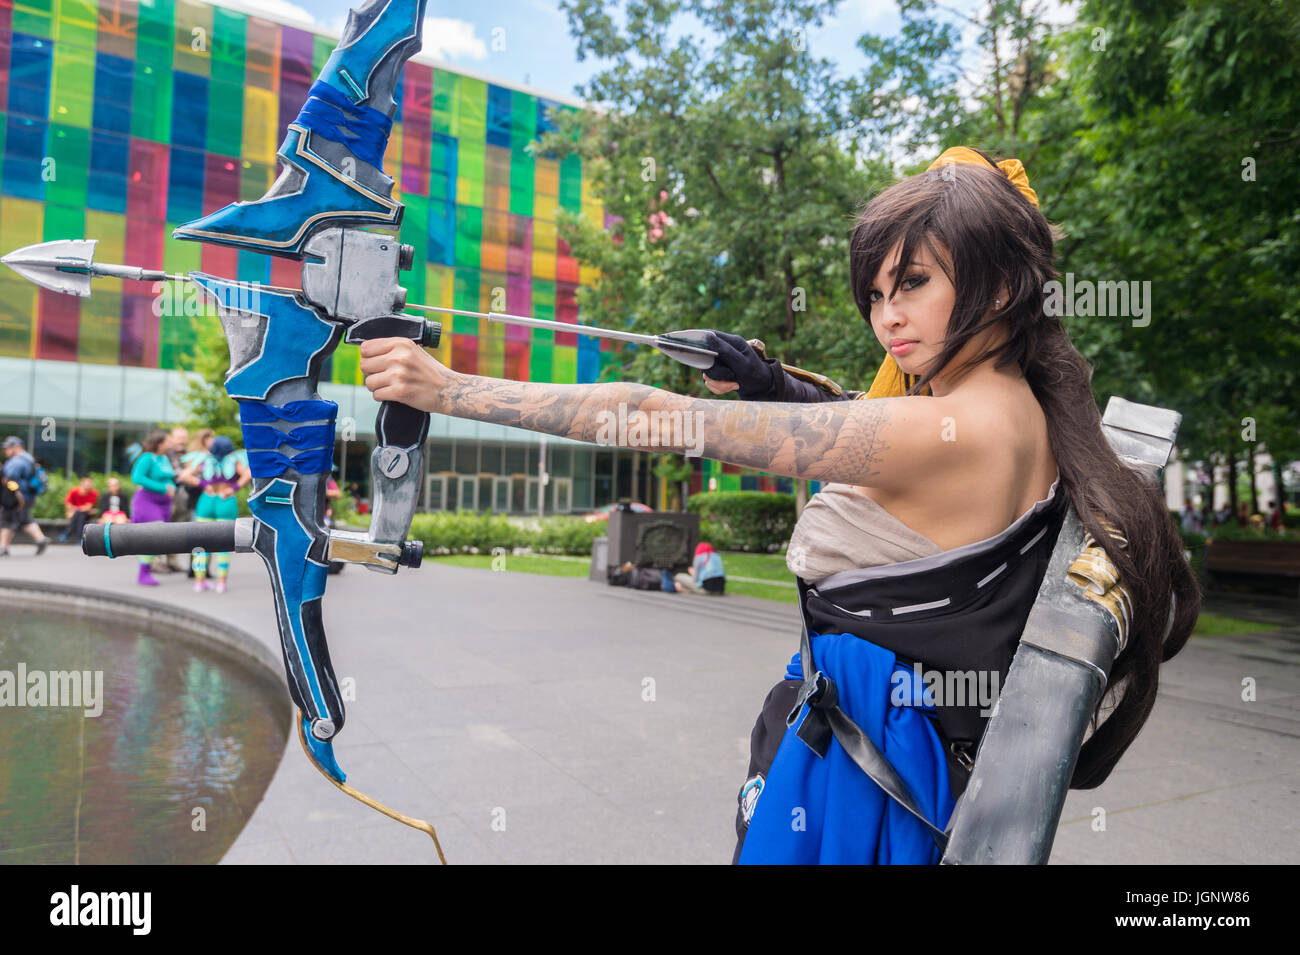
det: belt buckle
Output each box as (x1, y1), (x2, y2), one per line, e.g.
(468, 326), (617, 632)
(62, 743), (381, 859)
(950, 740), (975, 772)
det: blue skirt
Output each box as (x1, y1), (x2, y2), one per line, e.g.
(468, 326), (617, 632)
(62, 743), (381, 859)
(736, 631), (955, 865)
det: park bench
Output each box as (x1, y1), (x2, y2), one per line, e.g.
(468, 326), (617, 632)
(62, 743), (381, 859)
(1206, 539), (1300, 597)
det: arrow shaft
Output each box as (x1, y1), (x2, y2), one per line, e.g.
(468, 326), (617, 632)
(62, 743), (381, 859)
(404, 302), (660, 348)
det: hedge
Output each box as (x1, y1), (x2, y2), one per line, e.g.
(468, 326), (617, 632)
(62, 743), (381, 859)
(687, 490), (796, 552)
(30, 471), (252, 520)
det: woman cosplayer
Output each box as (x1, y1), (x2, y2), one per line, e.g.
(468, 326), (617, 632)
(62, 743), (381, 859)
(359, 146), (1200, 864)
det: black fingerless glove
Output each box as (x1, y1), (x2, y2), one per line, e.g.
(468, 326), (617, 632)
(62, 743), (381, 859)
(701, 330), (854, 402)
(701, 331), (779, 399)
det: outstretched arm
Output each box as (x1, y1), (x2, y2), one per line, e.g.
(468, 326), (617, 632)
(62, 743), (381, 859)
(360, 339), (954, 490)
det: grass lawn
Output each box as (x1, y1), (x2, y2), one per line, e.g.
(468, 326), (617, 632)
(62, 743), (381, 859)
(429, 550), (800, 602)
(1191, 612), (1277, 638)
(428, 555), (1285, 631)
(429, 553), (591, 577)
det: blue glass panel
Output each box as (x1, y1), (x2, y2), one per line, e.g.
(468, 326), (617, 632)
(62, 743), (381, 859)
(2, 115), (49, 199)
(92, 52), (134, 137)
(87, 130), (130, 212)
(7, 34), (53, 120)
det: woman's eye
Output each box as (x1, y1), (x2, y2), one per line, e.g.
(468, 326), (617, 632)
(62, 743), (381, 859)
(868, 275), (926, 305)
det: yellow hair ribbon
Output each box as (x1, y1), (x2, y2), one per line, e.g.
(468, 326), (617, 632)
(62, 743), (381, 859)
(861, 146), (1040, 397)
(926, 145), (1039, 208)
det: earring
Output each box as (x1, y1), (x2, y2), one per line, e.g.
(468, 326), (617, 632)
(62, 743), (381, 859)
(994, 298), (1002, 309)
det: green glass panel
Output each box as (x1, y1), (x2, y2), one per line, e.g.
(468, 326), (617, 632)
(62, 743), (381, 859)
(11, 9), (54, 38)
(527, 343), (552, 383)
(451, 268), (478, 334)
(162, 230), (204, 273)
(0, 275), (37, 357)
(509, 146), (534, 217)
(206, 79), (243, 156)
(454, 205), (481, 270)
(45, 125), (90, 208)
(212, 7), (248, 67)
(401, 194), (429, 303)
(136, 0), (176, 46)
(240, 160), (274, 201)
(132, 59), (173, 142)
(431, 70), (458, 137)
(41, 202), (84, 241)
(552, 345), (576, 384)
(79, 289), (124, 365)
(332, 343), (361, 385)
(313, 35), (333, 73)
(457, 77), (486, 136)
(510, 90), (535, 145)
(559, 154), (582, 214)
(529, 284), (555, 343)
(55, 0), (98, 49)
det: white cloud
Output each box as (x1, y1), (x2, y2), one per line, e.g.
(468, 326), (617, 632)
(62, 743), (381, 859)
(254, 0), (316, 26)
(422, 16), (488, 61)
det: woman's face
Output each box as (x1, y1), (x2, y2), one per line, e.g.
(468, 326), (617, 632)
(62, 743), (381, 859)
(865, 240), (957, 379)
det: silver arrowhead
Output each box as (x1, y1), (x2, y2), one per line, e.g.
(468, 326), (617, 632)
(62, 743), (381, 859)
(1, 238), (99, 297)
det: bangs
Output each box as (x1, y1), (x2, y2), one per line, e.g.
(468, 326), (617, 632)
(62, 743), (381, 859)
(849, 172), (954, 319)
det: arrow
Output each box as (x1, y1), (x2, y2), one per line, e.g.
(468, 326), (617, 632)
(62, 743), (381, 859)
(1, 239), (191, 297)
(3, 239), (722, 371)
(404, 303), (720, 369)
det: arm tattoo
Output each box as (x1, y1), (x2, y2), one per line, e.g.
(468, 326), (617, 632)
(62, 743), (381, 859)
(437, 374), (893, 485)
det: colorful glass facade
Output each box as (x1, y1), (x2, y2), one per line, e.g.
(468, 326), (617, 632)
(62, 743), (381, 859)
(0, 0), (617, 387)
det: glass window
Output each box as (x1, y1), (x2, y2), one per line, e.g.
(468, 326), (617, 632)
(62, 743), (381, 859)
(504, 444), (527, 474)
(428, 441), (452, 472)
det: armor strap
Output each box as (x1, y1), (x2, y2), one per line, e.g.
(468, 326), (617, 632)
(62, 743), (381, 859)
(747, 338), (852, 398)
(787, 578), (953, 852)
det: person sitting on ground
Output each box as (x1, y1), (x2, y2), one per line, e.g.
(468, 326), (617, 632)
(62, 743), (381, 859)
(60, 475), (99, 543)
(610, 560), (677, 591)
(675, 541), (726, 595)
(98, 476), (130, 524)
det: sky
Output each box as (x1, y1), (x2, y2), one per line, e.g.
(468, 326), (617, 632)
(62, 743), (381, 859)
(224, 0), (1079, 106)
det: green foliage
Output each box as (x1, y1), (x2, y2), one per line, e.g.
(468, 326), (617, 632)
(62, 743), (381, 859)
(543, 0), (903, 399)
(532, 515), (605, 554)
(173, 315), (242, 443)
(1204, 523), (1300, 543)
(31, 472), (138, 520)
(407, 511), (530, 555)
(687, 489), (797, 551)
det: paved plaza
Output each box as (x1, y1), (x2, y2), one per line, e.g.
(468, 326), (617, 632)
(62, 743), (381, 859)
(2, 545), (1297, 864)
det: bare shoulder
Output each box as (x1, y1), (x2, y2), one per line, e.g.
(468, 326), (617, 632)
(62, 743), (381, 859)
(836, 392), (1003, 491)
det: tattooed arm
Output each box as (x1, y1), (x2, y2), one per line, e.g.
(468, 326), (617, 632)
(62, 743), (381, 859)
(359, 338), (956, 490)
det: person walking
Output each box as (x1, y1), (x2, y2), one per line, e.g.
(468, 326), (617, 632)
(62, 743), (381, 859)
(129, 430), (179, 586)
(190, 435), (247, 594)
(157, 426), (200, 572)
(0, 436), (49, 557)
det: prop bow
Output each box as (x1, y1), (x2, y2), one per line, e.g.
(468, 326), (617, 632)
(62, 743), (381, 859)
(3, 0), (447, 862)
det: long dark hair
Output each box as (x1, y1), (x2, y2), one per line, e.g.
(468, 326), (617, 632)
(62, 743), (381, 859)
(849, 156), (1200, 788)
(141, 429), (169, 455)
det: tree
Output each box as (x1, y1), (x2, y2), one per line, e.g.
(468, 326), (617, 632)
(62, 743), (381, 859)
(172, 311), (242, 443)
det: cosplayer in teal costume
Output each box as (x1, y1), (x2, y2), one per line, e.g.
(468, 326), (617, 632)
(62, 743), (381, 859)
(190, 436), (250, 593)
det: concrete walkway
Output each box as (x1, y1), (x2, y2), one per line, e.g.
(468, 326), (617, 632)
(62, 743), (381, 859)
(2, 544), (1297, 864)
